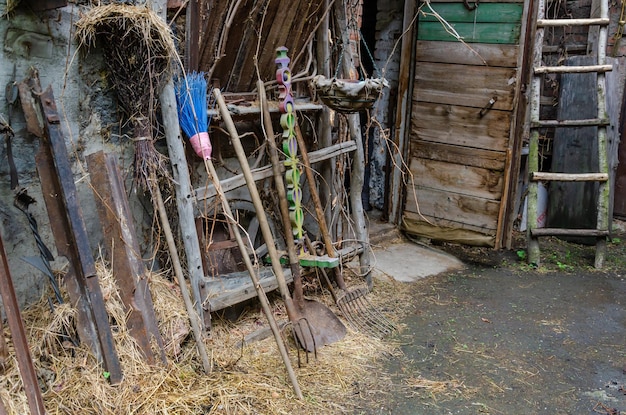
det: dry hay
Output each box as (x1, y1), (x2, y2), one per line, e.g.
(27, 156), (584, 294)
(0, 259), (400, 414)
(405, 375), (466, 400)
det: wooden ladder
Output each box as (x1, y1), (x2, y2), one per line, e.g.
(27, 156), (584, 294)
(527, 0), (612, 268)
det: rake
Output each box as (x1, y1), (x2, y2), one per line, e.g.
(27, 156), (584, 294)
(293, 119), (397, 337)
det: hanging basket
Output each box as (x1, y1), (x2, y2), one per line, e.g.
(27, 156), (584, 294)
(311, 75), (389, 113)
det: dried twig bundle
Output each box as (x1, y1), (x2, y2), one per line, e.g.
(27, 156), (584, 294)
(75, 4), (177, 192)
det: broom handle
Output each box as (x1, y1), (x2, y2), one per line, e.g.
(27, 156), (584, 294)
(203, 158), (303, 399)
(212, 88), (300, 323)
(153, 186), (212, 374)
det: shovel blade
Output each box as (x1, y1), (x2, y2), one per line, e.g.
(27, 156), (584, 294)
(293, 300), (346, 352)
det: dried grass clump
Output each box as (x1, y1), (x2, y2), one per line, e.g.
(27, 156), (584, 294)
(75, 4), (177, 191)
(0, 258), (399, 414)
(406, 375), (466, 399)
(1, 0), (19, 17)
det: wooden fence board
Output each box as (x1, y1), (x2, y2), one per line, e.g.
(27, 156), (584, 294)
(413, 62), (516, 109)
(418, 22), (521, 44)
(404, 186), (500, 230)
(411, 140), (506, 170)
(410, 101), (511, 151)
(415, 40), (519, 67)
(409, 157), (504, 200)
(419, 3), (524, 23)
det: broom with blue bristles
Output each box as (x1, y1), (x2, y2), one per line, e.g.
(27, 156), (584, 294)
(174, 73), (303, 397)
(175, 72), (212, 160)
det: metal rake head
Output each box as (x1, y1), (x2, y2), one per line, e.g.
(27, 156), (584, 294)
(336, 286), (397, 338)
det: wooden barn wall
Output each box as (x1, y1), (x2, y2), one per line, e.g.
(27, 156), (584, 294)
(402, 0), (525, 247)
(196, 0), (327, 93)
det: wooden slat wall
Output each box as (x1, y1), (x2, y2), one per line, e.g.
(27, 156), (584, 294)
(403, 1), (524, 246)
(198, 0), (326, 92)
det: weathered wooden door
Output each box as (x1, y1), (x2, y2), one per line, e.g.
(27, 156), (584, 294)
(400, 0), (528, 248)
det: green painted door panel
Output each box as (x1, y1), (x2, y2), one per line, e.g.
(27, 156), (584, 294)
(418, 3), (523, 44)
(418, 22), (521, 44)
(419, 3), (523, 23)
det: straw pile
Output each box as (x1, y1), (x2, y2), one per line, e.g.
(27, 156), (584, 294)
(0, 260), (400, 414)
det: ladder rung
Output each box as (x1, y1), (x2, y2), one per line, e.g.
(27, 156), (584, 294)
(534, 64), (613, 74)
(537, 17), (610, 27)
(531, 172), (609, 182)
(530, 228), (609, 237)
(531, 118), (610, 128)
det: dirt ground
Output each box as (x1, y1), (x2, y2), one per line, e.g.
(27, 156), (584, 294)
(350, 230), (626, 415)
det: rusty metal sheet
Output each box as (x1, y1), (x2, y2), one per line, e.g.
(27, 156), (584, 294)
(0, 232), (46, 415)
(87, 151), (166, 365)
(0, 316), (7, 373)
(17, 78), (43, 138)
(26, 69), (122, 384)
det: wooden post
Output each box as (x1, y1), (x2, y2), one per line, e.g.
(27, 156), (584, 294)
(157, 0), (209, 331)
(334, 0), (372, 287)
(317, 0), (334, 229)
(390, 0), (417, 225)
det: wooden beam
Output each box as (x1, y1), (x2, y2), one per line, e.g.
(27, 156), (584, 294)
(534, 64), (612, 74)
(531, 172), (609, 182)
(194, 140), (357, 202)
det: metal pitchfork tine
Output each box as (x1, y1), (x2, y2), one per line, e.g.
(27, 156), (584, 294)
(335, 286), (397, 338)
(286, 318), (317, 367)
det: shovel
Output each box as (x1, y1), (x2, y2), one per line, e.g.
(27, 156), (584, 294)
(214, 87), (345, 352)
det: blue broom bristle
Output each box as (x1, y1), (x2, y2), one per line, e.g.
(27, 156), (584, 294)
(175, 71), (208, 139)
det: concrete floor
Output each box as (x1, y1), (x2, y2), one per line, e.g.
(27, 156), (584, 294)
(366, 210), (465, 283)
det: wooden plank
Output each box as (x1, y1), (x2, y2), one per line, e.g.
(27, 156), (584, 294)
(418, 22), (521, 44)
(531, 172), (608, 182)
(413, 62), (516, 110)
(161, 78), (210, 330)
(87, 151), (167, 365)
(195, 140), (356, 202)
(410, 101), (511, 151)
(199, 0), (327, 92)
(548, 56), (599, 232)
(411, 140), (507, 170)
(419, 3), (524, 23)
(390, 0), (417, 224)
(204, 244), (361, 311)
(402, 213), (496, 247)
(415, 40), (519, 67)
(531, 228), (609, 237)
(409, 157), (504, 200)
(534, 64), (613, 74)
(537, 17), (609, 27)
(404, 186), (500, 230)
